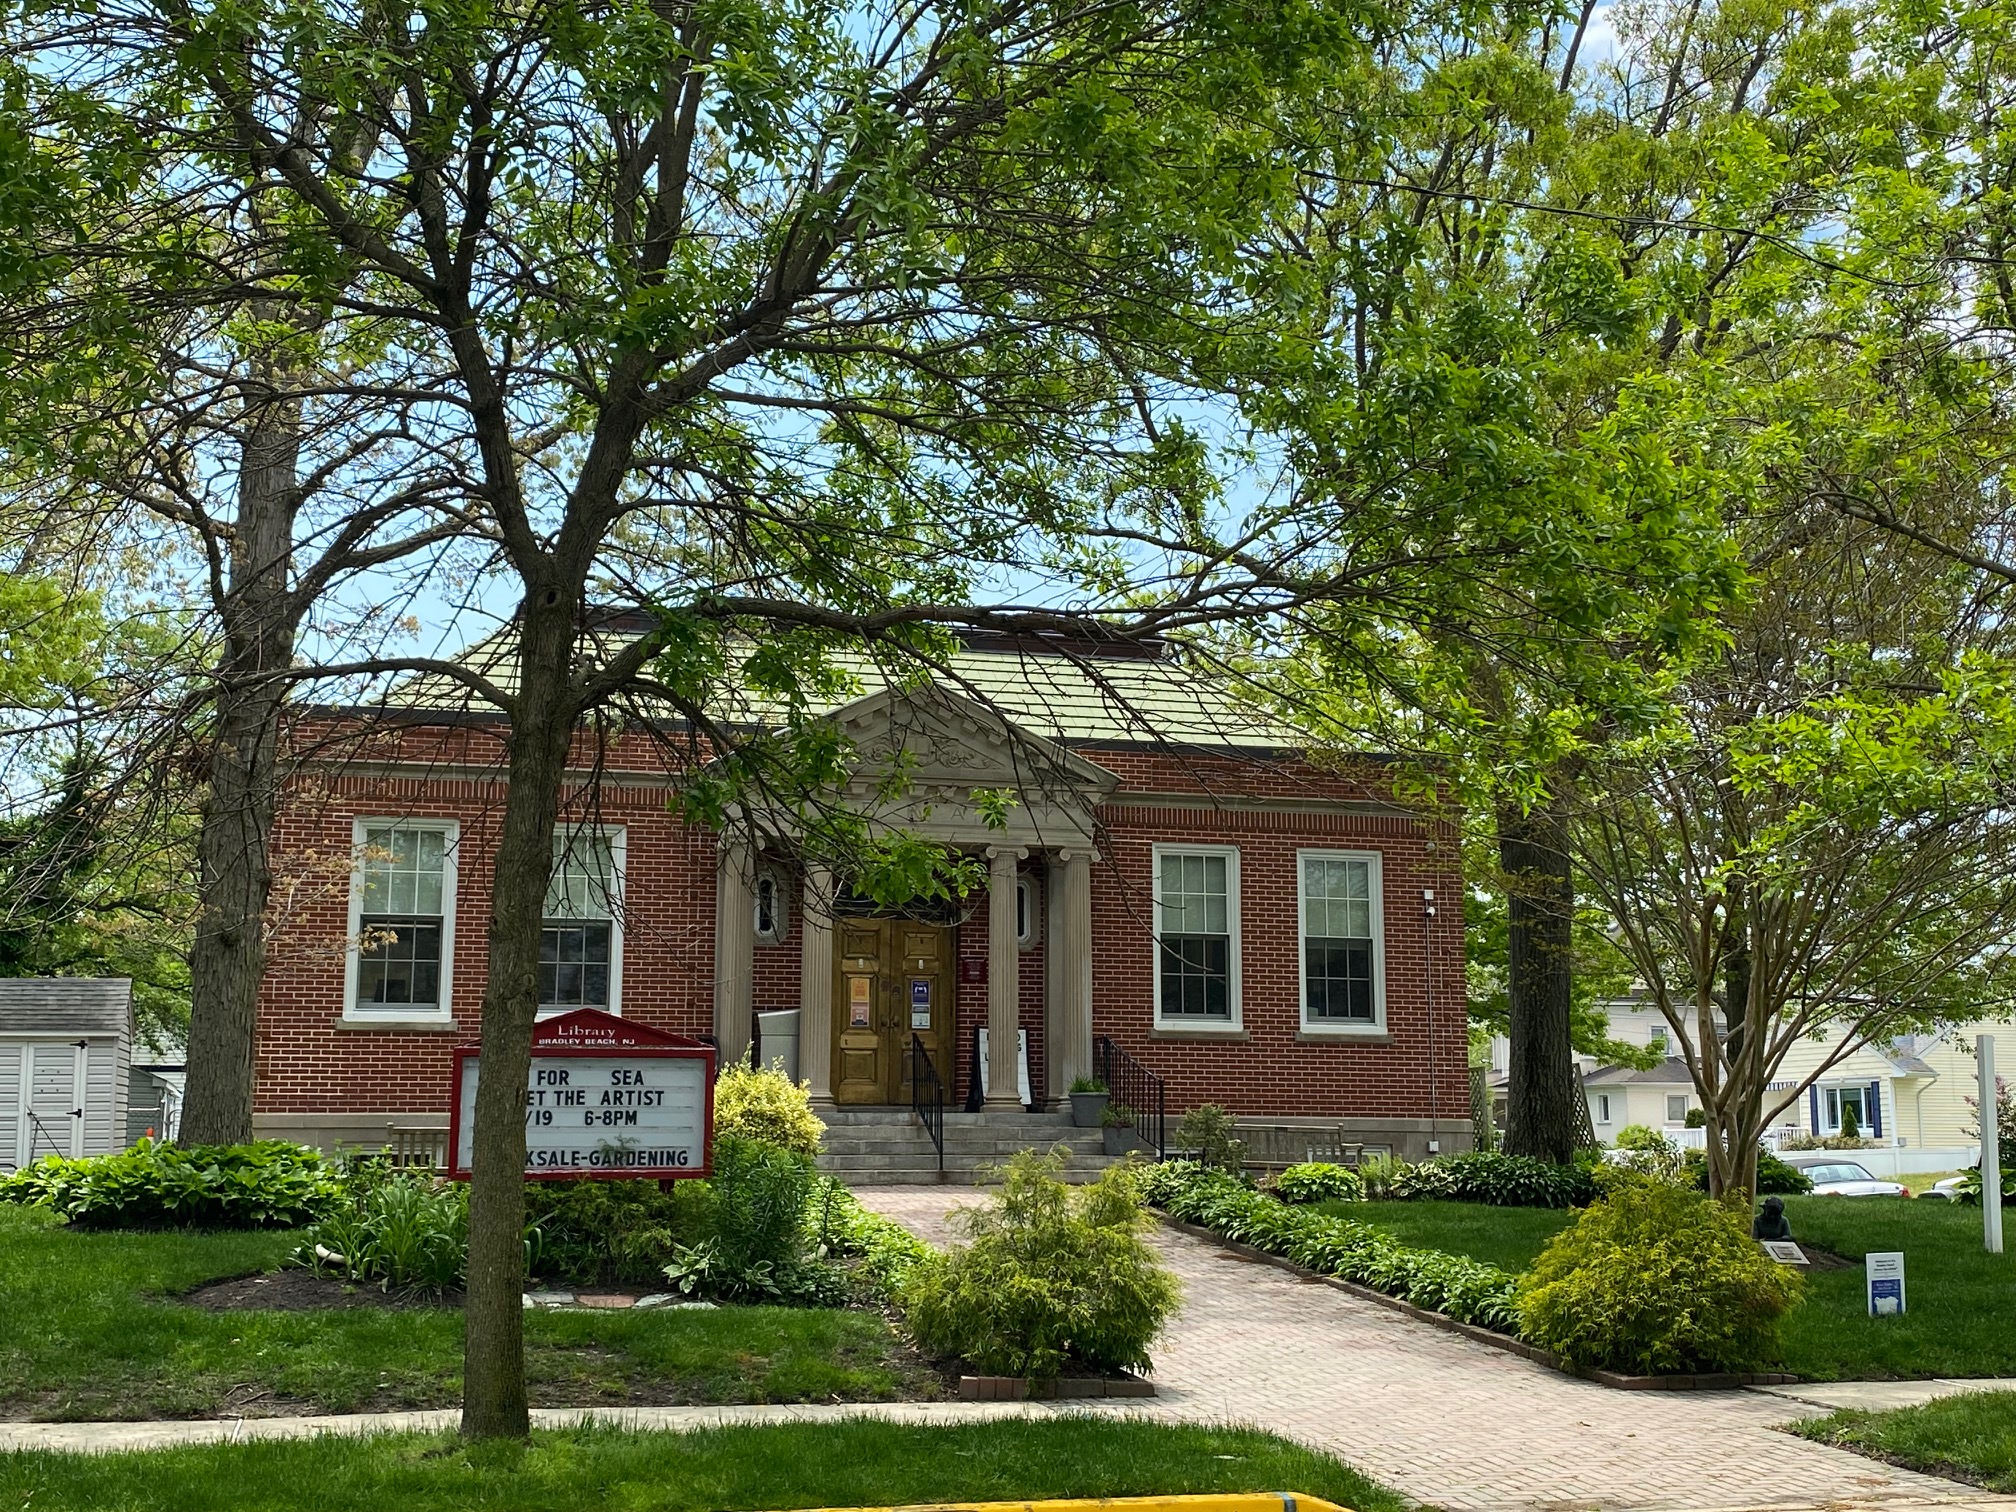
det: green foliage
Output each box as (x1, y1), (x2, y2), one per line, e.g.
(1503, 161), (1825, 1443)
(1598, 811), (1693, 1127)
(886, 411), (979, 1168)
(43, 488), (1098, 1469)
(903, 1152), (1179, 1378)
(1068, 1078), (1106, 1095)
(1684, 1108), (1707, 1129)
(1275, 1163), (1364, 1204)
(299, 1174), (468, 1292)
(1464, 893), (1657, 1069)
(810, 1179), (937, 1302)
(1354, 1152), (1410, 1200)
(1839, 1101), (1862, 1142)
(713, 1058), (824, 1158)
(0, 1139), (339, 1229)
(1515, 1181), (1803, 1374)
(1388, 1152), (1596, 1209)
(1679, 1149), (1814, 1197)
(1614, 1125), (1674, 1154)
(664, 1134), (826, 1302)
(1139, 1163), (1519, 1332)
(523, 1179), (712, 1287)
(1172, 1105), (1246, 1173)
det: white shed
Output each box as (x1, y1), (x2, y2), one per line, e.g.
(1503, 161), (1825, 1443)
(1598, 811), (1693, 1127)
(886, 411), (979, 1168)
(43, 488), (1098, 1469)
(0, 978), (132, 1170)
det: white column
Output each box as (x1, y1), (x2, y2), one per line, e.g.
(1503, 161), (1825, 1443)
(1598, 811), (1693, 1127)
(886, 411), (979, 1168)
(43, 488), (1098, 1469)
(713, 836), (756, 1066)
(986, 846), (1025, 1110)
(1983, 1034), (2003, 1254)
(1054, 848), (1094, 1096)
(798, 862), (836, 1107)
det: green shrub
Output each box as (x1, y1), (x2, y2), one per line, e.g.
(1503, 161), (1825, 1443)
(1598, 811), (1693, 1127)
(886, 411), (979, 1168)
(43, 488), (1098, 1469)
(1355, 1152), (1410, 1199)
(523, 1178), (712, 1286)
(1514, 1179), (1803, 1374)
(1275, 1163), (1364, 1204)
(1390, 1151), (1595, 1209)
(1068, 1077), (1106, 1094)
(0, 1139), (340, 1229)
(1839, 1100), (1862, 1142)
(1680, 1148), (1814, 1196)
(811, 1179), (937, 1300)
(1614, 1124), (1675, 1154)
(903, 1151), (1179, 1378)
(1684, 1107), (1707, 1128)
(1139, 1162), (1519, 1332)
(300, 1172), (469, 1291)
(1173, 1104), (1246, 1173)
(713, 1058), (824, 1157)
(664, 1133), (822, 1301)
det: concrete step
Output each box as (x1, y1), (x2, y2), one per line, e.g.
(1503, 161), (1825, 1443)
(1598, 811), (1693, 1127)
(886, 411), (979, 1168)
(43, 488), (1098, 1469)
(819, 1132), (1105, 1155)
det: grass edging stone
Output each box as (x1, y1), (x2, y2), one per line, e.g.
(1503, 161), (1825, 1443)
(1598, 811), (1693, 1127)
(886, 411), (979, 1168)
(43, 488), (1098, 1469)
(1155, 1213), (1797, 1393)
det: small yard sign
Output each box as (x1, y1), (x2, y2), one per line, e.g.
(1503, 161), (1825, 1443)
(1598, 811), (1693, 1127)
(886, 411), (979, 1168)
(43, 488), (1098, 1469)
(1866, 1251), (1906, 1316)
(449, 1008), (714, 1181)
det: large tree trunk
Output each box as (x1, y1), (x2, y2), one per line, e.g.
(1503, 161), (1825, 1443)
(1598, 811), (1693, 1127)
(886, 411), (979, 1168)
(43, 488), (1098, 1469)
(180, 382), (303, 1145)
(1499, 795), (1582, 1163)
(460, 589), (578, 1441)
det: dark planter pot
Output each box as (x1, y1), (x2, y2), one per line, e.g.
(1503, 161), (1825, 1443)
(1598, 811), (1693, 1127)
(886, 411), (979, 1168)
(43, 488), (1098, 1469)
(1070, 1091), (1110, 1128)
(1103, 1124), (1134, 1157)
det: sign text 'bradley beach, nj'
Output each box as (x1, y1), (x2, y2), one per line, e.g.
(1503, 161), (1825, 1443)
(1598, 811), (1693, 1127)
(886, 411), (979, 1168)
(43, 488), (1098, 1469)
(449, 1008), (715, 1180)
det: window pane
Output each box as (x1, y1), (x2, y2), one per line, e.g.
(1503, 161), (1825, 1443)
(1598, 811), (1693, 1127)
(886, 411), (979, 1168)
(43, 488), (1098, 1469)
(1159, 935), (1230, 1019)
(1160, 851), (1229, 935)
(362, 826), (448, 917)
(357, 917), (443, 1007)
(1305, 939), (1375, 1022)
(539, 922), (613, 1008)
(546, 834), (615, 920)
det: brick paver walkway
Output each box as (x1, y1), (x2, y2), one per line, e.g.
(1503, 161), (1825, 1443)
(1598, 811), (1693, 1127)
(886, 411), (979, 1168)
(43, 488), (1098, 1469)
(859, 1187), (2011, 1512)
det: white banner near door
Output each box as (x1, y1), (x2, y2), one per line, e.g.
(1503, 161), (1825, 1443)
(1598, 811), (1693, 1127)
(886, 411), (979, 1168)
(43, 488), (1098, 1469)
(975, 1028), (1032, 1108)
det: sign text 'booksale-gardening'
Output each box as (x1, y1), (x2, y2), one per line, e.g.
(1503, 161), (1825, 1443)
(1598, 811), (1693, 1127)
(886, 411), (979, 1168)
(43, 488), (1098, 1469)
(449, 1008), (715, 1180)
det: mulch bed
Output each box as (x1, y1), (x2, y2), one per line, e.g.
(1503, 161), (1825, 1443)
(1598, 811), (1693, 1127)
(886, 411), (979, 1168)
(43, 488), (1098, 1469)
(179, 1270), (464, 1311)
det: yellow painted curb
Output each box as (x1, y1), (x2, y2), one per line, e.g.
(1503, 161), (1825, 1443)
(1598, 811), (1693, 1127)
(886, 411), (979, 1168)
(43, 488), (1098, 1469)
(781, 1497), (1353, 1512)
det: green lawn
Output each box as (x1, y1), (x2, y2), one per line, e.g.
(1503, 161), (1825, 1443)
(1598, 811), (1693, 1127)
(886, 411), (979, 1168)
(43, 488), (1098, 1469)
(1772, 1195), (2016, 1380)
(0, 1206), (933, 1420)
(1315, 1191), (2016, 1380)
(1314, 1199), (1571, 1272)
(0, 1418), (1407, 1512)
(1793, 1390), (2016, 1491)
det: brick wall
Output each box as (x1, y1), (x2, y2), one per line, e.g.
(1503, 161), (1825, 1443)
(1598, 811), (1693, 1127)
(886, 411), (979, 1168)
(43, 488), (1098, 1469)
(254, 735), (1466, 1126)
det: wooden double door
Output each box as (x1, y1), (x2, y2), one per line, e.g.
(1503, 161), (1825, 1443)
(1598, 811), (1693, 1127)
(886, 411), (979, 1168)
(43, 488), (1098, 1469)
(833, 917), (955, 1105)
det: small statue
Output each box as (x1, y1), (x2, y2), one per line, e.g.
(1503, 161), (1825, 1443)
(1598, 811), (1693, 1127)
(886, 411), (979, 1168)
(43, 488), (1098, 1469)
(1753, 1194), (1793, 1241)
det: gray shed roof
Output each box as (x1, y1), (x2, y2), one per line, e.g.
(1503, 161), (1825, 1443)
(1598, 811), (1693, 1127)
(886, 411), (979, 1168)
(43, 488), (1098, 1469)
(0, 978), (133, 1038)
(1583, 1056), (1694, 1087)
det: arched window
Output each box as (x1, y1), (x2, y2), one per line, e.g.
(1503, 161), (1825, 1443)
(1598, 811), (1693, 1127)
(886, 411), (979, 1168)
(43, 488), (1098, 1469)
(754, 868), (789, 945)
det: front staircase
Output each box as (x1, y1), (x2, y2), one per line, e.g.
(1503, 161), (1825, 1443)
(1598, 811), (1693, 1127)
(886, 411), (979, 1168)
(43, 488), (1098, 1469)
(816, 1107), (1120, 1185)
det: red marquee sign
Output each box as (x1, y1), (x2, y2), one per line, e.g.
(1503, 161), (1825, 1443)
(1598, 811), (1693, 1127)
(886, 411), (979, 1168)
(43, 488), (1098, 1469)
(449, 1009), (716, 1181)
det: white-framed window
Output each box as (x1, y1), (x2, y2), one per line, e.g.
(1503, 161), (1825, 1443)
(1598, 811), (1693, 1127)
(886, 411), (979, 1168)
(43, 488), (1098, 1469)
(1665, 1093), (1690, 1123)
(1297, 850), (1384, 1032)
(1647, 1026), (1669, 1053)
(1596, 1094), (1613, 1124)
(1152, 844), (1240, 1027)
(348, 819), (458, 1019)
(1825, 1084), (1869, 1133)
(754, 866), (788, 946)
(541, 828), (624, 1014)
(1016, 876), (1040, 950)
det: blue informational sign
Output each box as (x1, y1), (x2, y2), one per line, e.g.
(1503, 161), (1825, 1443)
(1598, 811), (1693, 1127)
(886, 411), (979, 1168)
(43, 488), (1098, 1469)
(1866, 1251), (1906, 1316)
(910, 978), (932, 1029)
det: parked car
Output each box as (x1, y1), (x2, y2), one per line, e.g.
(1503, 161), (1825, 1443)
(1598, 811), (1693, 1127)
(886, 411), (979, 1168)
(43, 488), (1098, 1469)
(1778, 1153), (1911, 1198)
(1919, 1175), (1970, 1201)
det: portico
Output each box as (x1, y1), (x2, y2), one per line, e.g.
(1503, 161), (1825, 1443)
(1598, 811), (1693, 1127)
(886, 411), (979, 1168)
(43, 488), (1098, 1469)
(709, 686), (1110, 1110)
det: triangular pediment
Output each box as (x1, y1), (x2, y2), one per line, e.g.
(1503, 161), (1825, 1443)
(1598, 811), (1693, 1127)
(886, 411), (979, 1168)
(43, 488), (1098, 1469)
(743, 684), (1114, 848)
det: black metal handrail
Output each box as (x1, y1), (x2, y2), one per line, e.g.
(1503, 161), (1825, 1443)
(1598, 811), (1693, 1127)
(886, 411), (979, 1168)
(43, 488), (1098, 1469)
(911, 1034), (946, 1171)
(1096, 1036), (1168, 1158)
